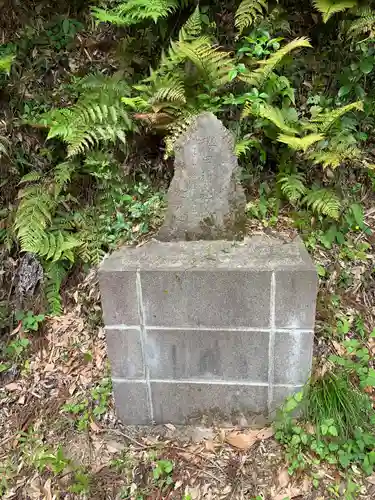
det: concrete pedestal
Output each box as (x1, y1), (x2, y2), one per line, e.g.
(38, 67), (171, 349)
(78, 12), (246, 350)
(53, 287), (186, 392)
(99, 236), (317, 424)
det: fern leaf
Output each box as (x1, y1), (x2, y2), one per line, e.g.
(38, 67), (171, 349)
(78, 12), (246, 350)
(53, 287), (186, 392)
(347, 9), (375, 39)
(19, 171), (43, 183)
(179, 6), (202, 41)
(44, 262), (67, 316)
(278, 172), (306, 203)
(240, 37), (312, 87)
(243, 103), (299, 135)
(53, 162), (76, 193)
(0, 53), (15, 75)
(149, 77), (186, 105)
(277, 133), (325, 151)
(303, 188), (341, 219)
(310, 101), (363, 133)
(235, 138), (257, 157)
(14, 188), (53, 254)
(235, 0), (268, 34)
(312, 0), (356, 23)
(92, 0), (179, 26)
(176, 36), (234, 85)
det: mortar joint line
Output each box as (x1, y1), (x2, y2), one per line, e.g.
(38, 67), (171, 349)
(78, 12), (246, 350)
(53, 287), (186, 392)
(267, 271), (276, 413)
(136, 269), (154, 422)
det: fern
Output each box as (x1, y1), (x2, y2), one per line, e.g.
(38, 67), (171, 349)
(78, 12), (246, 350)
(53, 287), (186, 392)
(278, 172), (306, 203)
(235, 138), (257, 157)
(92, 0), (179, 26)
(37, 75), (134, 156)
(240, 37), (312, 87)
(19, 171), (43, 183)
(53, 162), (76, 193)
(14, 186), (53, 254)
(309, 144), (360, 169)
(347, 8), (375, 40)
(44, 262), (67, 316)
(164, 111), (197, 157)
(235, 0), (268, 34)
(243, 103), (299, 135)
(174, 36), (234, 86)
(37, 231), (81, 262)
(179, 6), (202, 41)
(0, 53), (14, 75)
(149, 75), (186, 105)
(277, 133), (325, 151)
(313, 0), (356, 23)
(303, 188), (341, 219)
(310, 101), (363, 133)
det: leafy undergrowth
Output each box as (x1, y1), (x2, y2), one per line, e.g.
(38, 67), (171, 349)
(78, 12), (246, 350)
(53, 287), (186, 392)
(2, 196), (375, 499)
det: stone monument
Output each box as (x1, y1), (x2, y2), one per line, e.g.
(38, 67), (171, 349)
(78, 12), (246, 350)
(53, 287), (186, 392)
(99, 113), (317, 424)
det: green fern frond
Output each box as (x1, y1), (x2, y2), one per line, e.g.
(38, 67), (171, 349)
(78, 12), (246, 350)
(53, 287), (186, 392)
(0, 53), (14, 75)
(38, 231), (81, 262)
(312, 0), (356, 23)
(164, 111), (197, 158)
(19, 171), (43, 184)
(79, 73), (131, 95)
(92, 0), (179, 26)
(240, 37), (312, 87)
(179, 6), (202, 41)
(149, 77), (186, 105)
(347, 9), (375, 39)
(309, 144), (360, 169)
(310, 101), (363, 133)
(175, 36), (234, 85)
(277, 172), (306, 203)
(44, 262), (67, 316)
(277, 133), (325, 151)
(157, 7), (203, 71)
(303, 188), (341, 219)
(243, 103), (299, 135)
(14, 187), (53, 254)
(235, 0), (268, 34)
(40, 102), (132, 157)
(53, 162), (76, 193)
(235, 138), (257, 157)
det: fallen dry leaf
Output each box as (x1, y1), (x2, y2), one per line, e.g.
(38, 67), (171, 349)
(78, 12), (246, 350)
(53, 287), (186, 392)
(89, 420), (101, 433)
(367, 473), (375, 485)
(277, 468), (290, 489)
(256, 427), (275, 440)
(226, 426), (274, 450)
(5, 382), (20, 391)
(205, 440), (216, 452)
(226, 431), (258, 450)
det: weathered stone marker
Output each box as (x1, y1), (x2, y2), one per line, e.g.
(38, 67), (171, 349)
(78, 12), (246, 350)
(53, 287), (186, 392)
(157, 113), (246, 241)
(99, 113), (317, 424)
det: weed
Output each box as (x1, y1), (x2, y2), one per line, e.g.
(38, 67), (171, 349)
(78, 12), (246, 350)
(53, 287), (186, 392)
(275, 369), (375, 476)
(62, 377), (112, 430)
(152, 459), (174, 490)
(69, 469), (91, 495)
(15, 310), (45, 332)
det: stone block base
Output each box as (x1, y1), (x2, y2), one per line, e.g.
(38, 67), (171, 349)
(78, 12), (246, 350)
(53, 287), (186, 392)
(99, 236), (317, 424)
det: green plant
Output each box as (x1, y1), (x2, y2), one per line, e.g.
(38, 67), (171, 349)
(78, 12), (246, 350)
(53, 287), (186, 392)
(152, 459), (174, 489)
(5, 338), (30, 360)
(62, 378), (112, 430)
(275, 367), (375, 476)
(235, 0), (268, 34)
(92, 0), (180, 26)
(313, 0), (356, 23)
(15, 310), (45, 332)
(69, 469), (91, 494)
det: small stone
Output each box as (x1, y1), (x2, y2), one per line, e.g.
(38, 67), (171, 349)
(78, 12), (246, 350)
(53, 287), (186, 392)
(157, 112), (246, 241)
